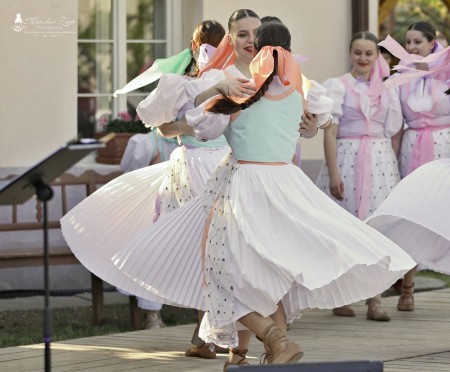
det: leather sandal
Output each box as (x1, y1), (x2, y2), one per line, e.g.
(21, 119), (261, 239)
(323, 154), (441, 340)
(223, 348), (249, 371)
(366, 297), (390, 321)
(397, 283), (415, 311)
(185, 343), (216, 359)
(332, 305), (355, 317)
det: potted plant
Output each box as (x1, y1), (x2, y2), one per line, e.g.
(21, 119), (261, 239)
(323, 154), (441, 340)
(95, 112), (151, 164)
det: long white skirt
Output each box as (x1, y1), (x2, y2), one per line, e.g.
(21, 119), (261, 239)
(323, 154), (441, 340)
(62, 153), (415, 347)
(366, 159), (450, 274)
(316, 138), (400, 220)
(61, 145), (229, 308)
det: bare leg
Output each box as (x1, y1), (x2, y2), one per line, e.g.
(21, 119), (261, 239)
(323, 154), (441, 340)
(398, 266), (417, 311)
(239, 312), (303, 364)
(238, 312), (276, 339)
(270, 302), (287, 335)
(226, 330), (252, 364)
(403, 266), (417, 287)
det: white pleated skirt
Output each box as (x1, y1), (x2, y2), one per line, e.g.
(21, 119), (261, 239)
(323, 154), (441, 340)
(315, 137), (400, 220)
(399, 126), (450, 178)
(62, 152), (415, 347)
(60, 145), (229, 306)
(366, 159), (450, 274)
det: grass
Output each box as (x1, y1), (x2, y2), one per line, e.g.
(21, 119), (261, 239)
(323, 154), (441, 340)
(0, 301), (197, 348)
(416, 269), (450, 286)
(1, 270), (448, 349)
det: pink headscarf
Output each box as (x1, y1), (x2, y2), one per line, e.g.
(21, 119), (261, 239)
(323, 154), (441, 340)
(365, 53), (391, 100)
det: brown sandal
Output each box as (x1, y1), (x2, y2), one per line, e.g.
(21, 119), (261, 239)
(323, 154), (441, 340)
(223, 348), (249, 371)
(398, 283), (415, 311)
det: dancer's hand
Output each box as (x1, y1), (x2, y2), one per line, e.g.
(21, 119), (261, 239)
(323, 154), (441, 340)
(217, 78), (256, 98)
(300, 110), (319, 138)
(329, 174), (344, 201)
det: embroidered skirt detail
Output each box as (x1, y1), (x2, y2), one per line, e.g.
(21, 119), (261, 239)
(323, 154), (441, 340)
(154, 145), (230, 221)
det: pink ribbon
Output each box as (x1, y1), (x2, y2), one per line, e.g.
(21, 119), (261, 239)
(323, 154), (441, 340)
(407, 124), (450, 174)
(340, 135), (376, 220)
(354, 136), (371, 220)
(379, 35), (450, 89)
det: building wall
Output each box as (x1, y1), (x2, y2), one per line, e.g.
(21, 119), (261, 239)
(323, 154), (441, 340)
(0, 0), (379, 168)
(0, 0), (77, 168)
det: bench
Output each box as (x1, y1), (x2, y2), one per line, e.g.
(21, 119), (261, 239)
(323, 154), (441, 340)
(0, 169), (145, 329)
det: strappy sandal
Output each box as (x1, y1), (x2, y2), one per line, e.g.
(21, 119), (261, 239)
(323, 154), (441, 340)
(397, 283), (415, 311)
(223, 348), (249, 371)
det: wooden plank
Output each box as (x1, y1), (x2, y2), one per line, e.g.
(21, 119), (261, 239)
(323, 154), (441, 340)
(1, 289), (450, 371)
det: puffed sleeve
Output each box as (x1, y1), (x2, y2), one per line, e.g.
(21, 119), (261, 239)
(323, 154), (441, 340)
(185, 69), (227, 103)
(185, 96), (230, 141)
(384, 85), (404, 138)
(322, 77), (345, 125)
(136, 73), (191, 127)
(305, 80), (334, 127)
(120, 133), (157, 172)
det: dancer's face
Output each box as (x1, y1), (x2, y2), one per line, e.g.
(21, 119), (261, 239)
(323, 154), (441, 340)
(350, 39), (378, 80)
(229, 17), (261, 65)
(405, 30), (435, 57)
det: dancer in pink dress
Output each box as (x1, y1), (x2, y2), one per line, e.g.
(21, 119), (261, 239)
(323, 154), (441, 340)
(370, 21), (450, 312)
(316, 32), (404, 321)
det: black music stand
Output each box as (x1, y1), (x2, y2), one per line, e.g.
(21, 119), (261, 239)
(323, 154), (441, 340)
(0, 138), (109, 372)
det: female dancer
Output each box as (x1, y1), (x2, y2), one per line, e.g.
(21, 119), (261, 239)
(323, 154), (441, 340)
(61, 21), (415, 369)
(375, 22), (450, 311)
(315, 32), (404, 321)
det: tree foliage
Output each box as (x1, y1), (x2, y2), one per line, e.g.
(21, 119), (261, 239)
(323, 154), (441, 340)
(389, 0), (449, 45)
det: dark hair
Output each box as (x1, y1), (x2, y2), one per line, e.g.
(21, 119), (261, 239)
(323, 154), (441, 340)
(349, 31), (379, 51)
(193, 20), (226, 48)
(261, 16), (282, 24)
(206, 22), (291, 115)
(408, 21), (436, 42)
(186, 20), (226, 77)
(228, 9), (260, 31)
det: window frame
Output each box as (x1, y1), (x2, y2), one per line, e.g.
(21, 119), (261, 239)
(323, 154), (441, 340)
(77, 0), (183, 133)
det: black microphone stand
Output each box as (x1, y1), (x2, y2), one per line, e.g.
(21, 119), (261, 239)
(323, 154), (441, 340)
(34, 179), (54, 372)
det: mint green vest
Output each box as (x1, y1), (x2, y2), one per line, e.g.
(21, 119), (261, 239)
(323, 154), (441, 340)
(225, 91), (303, 162)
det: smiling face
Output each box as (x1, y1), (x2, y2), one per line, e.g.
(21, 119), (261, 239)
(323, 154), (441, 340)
(405, 30), (436, 57)
(229, 16), (261, 65)
(350, 38), (378, 80)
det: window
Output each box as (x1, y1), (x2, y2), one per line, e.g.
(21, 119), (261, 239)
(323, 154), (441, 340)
(77, 0), (180, 137)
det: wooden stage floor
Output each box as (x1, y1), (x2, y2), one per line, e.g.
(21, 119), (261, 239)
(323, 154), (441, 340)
(1, 288), (450, 371)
